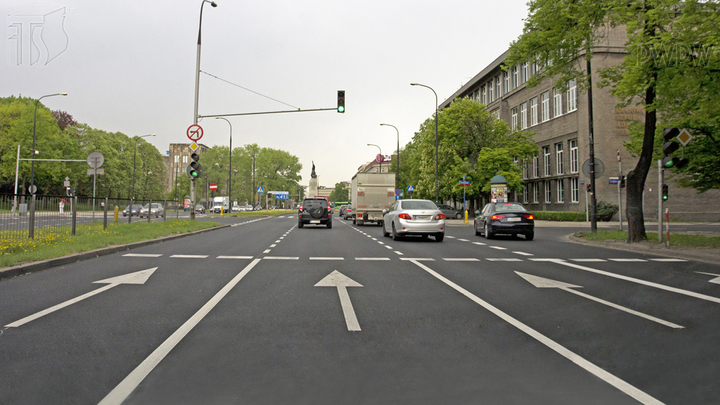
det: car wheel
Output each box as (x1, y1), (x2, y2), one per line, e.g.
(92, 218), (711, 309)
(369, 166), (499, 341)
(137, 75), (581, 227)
(455, 212), (462, 219)
(392, 223), (400, 241)
(485, 223), (494, 239)
(298, 222), (304, 228)
(525, 232), (534, 241)
(435, 233), (444, 242)
(474, 223), (481, 236)
(327, 221), (332, 229)
(383, 223), (390, 237)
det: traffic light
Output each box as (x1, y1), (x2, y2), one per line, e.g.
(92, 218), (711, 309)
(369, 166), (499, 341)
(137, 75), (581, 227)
(187, 152), (203, 179)
(337, 90), (345, 113)
(661, 128), (689, 169)
(586, 183), (592, 193)
(619, 175), (626, 189)
(662, 183), (669, 201)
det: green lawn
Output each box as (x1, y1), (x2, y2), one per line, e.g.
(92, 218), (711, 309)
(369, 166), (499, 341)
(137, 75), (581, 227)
(0, 219), (222, 269)
(575, 230), (720, 248)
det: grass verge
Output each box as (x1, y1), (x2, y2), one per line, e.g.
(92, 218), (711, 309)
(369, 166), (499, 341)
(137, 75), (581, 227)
(0, 219), (222, 268)
(206, 209), (295, 218)
(575, 230), (720, 248)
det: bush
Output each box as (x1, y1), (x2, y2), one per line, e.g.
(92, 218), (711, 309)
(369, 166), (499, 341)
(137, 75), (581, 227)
(530, 211), (586, 221)
(595, 201), (619, 222)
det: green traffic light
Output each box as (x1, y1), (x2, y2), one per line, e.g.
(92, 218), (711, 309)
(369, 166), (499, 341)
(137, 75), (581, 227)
(338, 105), (345, 113)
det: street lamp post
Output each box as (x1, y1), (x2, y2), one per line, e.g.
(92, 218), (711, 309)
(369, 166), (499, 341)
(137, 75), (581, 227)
(215, 117), (232, 205)
(411, 82), (439, 203)
(28, 92), (66, 239)
(191, 0), (217, 221)
(380, 123), (399, 191)
(367, 144), (382, 173)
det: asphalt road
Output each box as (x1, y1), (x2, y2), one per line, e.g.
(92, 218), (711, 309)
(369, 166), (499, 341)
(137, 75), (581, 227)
(1, 213), (719, 405)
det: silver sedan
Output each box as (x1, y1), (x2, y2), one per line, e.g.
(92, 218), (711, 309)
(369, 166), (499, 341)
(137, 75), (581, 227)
(382, 199), (445, 241)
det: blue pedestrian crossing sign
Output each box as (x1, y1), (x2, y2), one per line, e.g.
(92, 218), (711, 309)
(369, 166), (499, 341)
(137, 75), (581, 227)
(257, 186), (264, 193)
(408, 185), (415, 192)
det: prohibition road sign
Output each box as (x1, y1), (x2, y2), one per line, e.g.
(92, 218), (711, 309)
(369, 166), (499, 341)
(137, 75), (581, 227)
(187, 124), (204, 141)
(209, 183), (218, 191)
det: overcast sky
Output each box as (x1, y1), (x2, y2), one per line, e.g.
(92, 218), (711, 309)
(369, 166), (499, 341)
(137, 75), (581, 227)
(2, 0), (529, 189)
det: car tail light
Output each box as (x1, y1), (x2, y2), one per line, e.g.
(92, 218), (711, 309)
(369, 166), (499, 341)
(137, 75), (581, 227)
(398, 213), (412, 220)
(434, 214), (445, 220)
(491, 214), (505, 220)
(524, 214), (534, 220)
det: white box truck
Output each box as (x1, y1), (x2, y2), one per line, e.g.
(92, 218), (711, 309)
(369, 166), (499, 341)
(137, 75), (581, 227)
(213, 196), (230, 213)
(351, 172), (395, 226)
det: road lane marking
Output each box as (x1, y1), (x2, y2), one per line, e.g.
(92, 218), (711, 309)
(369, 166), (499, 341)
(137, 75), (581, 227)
(355, 257), (391, 261)
(263, 256), (299, 260)
(446, 236), (456, 239)
(170, 255), (209, 259)
(512, 251), (533, 256)
(262, 249), (271, 254)
(310, 257), (345, 261)
(535, 259), (720, 304)
(489, 246), (507, 250)
(315, 271), (363, 331)
(609, 258), (647, 262)
(384, 246), (393, 249)
(651, 258), (687, 262)
(98, 259), (261, 405)
(516, 272), (684, 329)
(407, 259), (665, 405)
(275, 240), (282, 243)
(695, 272), (720, 284)
(270, 244), (277, 248)
(570, 259), (607, 262)
(123, 254), (162, 258)
(399, 258), (434, 261)
(472, 242), (486, 246)
(394, 251), (404, 255)
(217, 256), (254, 260)
(443, 258), (480, 262)
(486, 258), (522, 262)
(457, 238), (469, 242)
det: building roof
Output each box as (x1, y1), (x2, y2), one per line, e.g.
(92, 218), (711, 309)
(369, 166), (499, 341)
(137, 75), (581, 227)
(439, 50), (509, 110)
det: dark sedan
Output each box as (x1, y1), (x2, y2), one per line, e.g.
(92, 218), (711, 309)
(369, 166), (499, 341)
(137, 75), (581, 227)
(122, 204), (143, 217)
(474, 202), (534, 240)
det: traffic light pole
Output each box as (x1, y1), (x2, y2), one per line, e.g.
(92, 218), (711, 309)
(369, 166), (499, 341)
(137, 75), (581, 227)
(658, 159), (663, 243)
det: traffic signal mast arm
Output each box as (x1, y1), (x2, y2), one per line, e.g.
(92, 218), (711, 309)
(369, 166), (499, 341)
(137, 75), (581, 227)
(662, 128), (689, 170)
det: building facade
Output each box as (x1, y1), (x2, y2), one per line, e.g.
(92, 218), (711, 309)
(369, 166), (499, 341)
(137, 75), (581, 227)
(439, 29), (719, 221)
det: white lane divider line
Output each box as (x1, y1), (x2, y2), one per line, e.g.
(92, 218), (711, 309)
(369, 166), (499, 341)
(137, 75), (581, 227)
(123, 253), (162, 258)
(263, 256), (299, 260)
(217, 256), (254, 260)
(394, 251), (404, 256)
(262, 249), (271, 254)
(651, 258), (687, 262)
(355, 257), (391, 261)
(457, 238), (469, 242)
(407, 259), (666, 405)
(98, 259), (262, 405)
(310, 257), (345, 261)
(570, 259), (607, 262)
(609, 258), (648, 262)
(489, 246), (507, 250)
(512, 251), (534, 256)
(486, 258), (523, 262)
(472, 242), (486, 246)
(170, 255), (209, 259)
(443, 258), (480, 262)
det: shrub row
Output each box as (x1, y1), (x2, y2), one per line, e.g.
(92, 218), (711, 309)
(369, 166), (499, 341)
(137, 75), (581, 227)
(529, 201), (619, 222)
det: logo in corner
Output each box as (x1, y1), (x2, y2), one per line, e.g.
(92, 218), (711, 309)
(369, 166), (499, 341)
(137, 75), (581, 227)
(7, 6), (69, 67)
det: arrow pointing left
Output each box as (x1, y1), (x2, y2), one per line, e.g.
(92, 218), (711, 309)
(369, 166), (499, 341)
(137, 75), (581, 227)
(5, 268), (157, 328)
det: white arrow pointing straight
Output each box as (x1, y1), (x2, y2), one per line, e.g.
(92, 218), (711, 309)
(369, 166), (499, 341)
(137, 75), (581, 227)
(315, 270), (363, 331)
(516, 271), (684, 329)
(695, 272), (720, 284)
(5, 268), (157, 328)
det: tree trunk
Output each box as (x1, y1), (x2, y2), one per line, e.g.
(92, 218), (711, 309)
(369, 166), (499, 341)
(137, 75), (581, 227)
(626, 73), (657, 243)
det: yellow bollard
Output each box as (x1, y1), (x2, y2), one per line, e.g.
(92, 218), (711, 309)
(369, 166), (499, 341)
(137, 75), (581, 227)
(464, 210), (468, 224)
(114, 206), (119, 221)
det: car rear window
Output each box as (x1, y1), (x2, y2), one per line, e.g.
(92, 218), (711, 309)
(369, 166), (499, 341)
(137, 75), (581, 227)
(401, 201), (437, 210)
(496, 203), (527, 212)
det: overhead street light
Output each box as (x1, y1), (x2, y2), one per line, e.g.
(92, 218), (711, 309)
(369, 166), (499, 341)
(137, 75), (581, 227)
(411, 82), (439, 203)
(367, 143), (382, 173)
(215, 117), (233, 204)
(380, 123), (399, 191)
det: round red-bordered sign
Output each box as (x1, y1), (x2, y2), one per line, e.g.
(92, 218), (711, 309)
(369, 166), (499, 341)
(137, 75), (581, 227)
(187, 124), (204, 141)
(209, 183), (218, 191)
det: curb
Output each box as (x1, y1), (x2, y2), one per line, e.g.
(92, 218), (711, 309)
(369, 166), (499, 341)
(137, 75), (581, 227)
(567, 233), (720, 265)
(0, 224), (231, 281)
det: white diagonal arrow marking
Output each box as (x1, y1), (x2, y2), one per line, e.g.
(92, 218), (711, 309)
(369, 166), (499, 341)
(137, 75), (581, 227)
(515, 271), (683, 329)
(695, 272), (720, 284)
(5, 268), (157, 328)
(315, 270), (363, 331)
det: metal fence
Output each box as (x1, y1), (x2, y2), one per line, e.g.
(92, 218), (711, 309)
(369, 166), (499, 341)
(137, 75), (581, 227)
(0, 193), (176, 241)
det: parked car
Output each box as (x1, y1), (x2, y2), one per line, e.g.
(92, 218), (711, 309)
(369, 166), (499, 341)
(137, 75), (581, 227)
(437, 203), (463, 219)
(231, 205), (241, 213)
(343, 204), (353, 220)
(122, 204), (143, 217)
(474, 202), (534, 240)
(298, 197), (332, 228)
(139, 203), (164, 218)
(195, 204), (206, 214)
(382, 199), (445, 241)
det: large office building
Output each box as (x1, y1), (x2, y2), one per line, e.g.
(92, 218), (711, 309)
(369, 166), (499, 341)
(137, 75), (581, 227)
(439, 28), (719, 221)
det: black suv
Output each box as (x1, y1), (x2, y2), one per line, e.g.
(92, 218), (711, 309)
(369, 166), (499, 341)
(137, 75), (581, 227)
(298, 197), (332, 228)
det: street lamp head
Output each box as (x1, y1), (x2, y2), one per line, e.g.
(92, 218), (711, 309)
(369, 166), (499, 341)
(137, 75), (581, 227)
(410, 83), (418, 86)
(209, 1), (217, 6)
(59, 93), (68, 96)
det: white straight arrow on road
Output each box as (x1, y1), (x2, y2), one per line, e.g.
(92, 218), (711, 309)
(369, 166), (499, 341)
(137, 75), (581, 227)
(695, 272), (720, 284)
(515, 271), (684, 329)
(5, 268), (157, 328)
(315, 270), (363, 332)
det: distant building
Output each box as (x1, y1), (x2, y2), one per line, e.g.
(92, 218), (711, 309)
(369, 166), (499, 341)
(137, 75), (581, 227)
(358, 154), (395, 174)
(164, 143), (209, 195)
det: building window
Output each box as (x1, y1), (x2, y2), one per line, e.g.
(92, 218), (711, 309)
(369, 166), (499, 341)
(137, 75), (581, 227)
(556, 143), (564, 175)
(557, 178), (565, 203)
(523, 186), (528, 203)
(530, 62), (537, 77)
(533, 182), (539, 203)
(512, 66), (519, 89)
(541, 91), (550, 122)
(545, 181), (552, 203)
(481, 87), (486, 104)
(570, 177), (579, 202)
(553, 87), (563, 117)
(491, 109), (500, 119)
(488, 82), (494, 103)
(567, 79), (577, 111)
(533, 156), (540, 178)
(174, 155), (179, 163)
(182, 155), (188, 164)
(543, 146), (551, 176)
(570, 139), (579, 173)
(511, 107), (518, 129)
(522, 160), (528, 179)
(520, 102), (527, 130)
(496, 76), (502, 98)
(503, 71), (510, 94)
(530, 97), (538, 126)
(520, 62), (528, 84)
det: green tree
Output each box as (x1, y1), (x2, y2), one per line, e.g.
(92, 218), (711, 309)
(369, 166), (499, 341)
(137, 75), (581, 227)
(329, 182), (349, 202)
